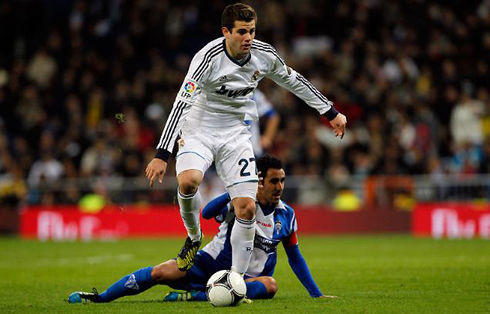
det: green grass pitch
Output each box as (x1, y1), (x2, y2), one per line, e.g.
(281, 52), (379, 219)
(0, 235), (489, 313)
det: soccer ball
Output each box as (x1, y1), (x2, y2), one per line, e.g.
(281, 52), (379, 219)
(206, 270), (247, 307)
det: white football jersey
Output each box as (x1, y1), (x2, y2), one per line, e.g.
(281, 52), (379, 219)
(156, 37), (334, 154)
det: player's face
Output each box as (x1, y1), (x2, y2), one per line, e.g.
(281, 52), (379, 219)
(222, 20), (256, 59)
(259, 168), (286, 206)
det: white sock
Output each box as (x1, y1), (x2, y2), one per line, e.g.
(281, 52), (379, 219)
(230, 216), (256, 274)
(177, 189), (202, 242)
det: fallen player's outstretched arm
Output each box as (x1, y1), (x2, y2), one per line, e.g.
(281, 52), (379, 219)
(202, 192), (231, 220)
(284, 237), (323, 297)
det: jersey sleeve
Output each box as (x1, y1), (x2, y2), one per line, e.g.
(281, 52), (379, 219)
(282, 205), (299, 247)
(284, 244), (323, 297)
(155, 44), (218, 159)
(280, 203), (322, 297)
(264, 47), (337, 119)
(202, 192), (231, 220)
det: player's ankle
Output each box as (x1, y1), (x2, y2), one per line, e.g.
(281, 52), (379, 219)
(188, 229), (201, 242)
(230, 266), (244, 276)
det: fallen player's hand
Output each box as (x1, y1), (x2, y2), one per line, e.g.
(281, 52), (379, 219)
(329, 113), (347, 139)
(316, 295), (338, 299)
(258, 171), (264, 189)
(145, 158), (168, 187)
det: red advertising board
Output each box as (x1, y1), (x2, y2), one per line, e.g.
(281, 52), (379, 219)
(412, 203), (490, 239)
(20, 205), (411, 240)
(20, 205), (221, 240)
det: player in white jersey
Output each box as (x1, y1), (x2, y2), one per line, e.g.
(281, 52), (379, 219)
(246, 89), (280, 157)
(145, 3), (347, 275)
(68, 155), (334, 304)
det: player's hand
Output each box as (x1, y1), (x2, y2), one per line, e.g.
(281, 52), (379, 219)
(257, 171), (264, 189)
(145, 158), (168, 187)
(258, 171), (264, 189)
(329, 113), (347, 139)
(316, 295), (338, 299)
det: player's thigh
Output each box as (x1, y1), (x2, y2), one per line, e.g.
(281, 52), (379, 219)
(215, 130), (258, 200)
(175, 137), (214, 179)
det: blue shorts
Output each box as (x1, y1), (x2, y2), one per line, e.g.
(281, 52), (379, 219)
(168, 250), (227, 291)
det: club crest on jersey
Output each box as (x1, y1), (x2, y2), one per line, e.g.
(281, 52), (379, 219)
(184, 82), (196, 93)
(251, 70), (260, 82)
(177, 138), (185, 149)
(215, 85), (254, 98)
(275, 221), (282, 235)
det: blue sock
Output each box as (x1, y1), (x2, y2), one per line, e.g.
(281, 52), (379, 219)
(246, 281), (271, 299)
(98, 266), (155, 302)
(189, 281), (270, 302)
(192, 291), (208, 301)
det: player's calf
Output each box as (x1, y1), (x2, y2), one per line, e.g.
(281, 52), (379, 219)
(229, 197), (256, 274)
(68, 266), (156, 304)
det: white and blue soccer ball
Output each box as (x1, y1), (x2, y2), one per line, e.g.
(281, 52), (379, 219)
(206, 270), (247, 307)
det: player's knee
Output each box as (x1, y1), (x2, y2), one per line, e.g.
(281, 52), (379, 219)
(262, 277), (278, 297)
(233, 198), (256, 220)
(179, 182), (198, 195)
(178, 171), (202, 195)
(151, 260), (183, 283)
(151, 264), (166, 282)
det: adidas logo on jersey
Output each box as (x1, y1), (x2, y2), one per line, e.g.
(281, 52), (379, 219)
(216, 85), (255, 98)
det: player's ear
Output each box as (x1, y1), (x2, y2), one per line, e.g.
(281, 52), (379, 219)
(222, 27), (230, 37)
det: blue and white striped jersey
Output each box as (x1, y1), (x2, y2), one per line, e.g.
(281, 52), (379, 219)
(156, 37), (334, 154)
(202, 200), (298, 278)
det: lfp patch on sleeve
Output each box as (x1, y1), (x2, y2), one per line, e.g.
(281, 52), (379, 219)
(180, 81), (197, 100)
(184, 81), (196, 93)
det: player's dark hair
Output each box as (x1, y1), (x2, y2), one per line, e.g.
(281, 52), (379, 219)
(256, 155), (283, 179)
(221, 3), (257, 32)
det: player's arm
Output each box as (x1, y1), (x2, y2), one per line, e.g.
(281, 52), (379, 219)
(253, 89), (280, 149)
(146, 47), (211, 186)
(265, 49), (346, 138)
(282, 232), (324, 298)
(202, 192), (232, 221)
(261, 110), (280, 150)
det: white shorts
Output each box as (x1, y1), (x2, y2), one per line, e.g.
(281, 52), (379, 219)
(175, 122), (258, 200)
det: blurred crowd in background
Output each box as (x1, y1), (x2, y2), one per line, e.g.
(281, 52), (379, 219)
(0, 0), (489, 206)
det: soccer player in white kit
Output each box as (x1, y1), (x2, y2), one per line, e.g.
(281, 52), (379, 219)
(145, 3), (347, 274)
